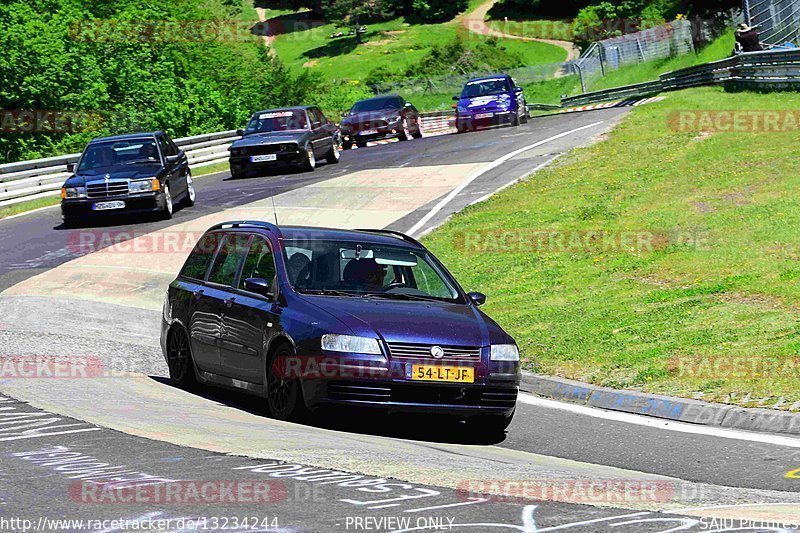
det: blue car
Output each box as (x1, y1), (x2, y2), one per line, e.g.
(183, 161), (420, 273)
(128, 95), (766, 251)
(161, 221), (520, 432)
(454, 74), (528, 133)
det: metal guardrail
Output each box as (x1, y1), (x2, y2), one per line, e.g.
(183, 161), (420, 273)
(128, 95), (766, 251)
(0, 114), (461, 208)
(560, 49), (800, 108)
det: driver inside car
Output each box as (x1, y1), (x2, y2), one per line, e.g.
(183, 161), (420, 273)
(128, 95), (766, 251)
(342, 258), (387, 291)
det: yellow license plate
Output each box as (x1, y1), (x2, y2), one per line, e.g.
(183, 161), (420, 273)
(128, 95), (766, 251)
(409, 364), (474, 383)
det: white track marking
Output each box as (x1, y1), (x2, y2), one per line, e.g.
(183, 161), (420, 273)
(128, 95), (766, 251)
(468, 155), (559, 207)
(533, 511), (650, 532)
(670, 502), (800, 514)
(518, 393), (800, 448)
(406, 121), (605, 236)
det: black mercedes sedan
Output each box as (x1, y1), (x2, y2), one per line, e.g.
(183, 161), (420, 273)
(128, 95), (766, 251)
(339, 95), (423, 149)
(60, 132), (194, 227)
(228, 106), (339, 178)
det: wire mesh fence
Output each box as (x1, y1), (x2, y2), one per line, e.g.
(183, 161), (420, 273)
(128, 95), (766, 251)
(745, 0), (800, 45)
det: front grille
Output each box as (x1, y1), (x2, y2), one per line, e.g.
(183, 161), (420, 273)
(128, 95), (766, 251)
(386, 342), (481, 360)
(324, 382), (517, 408)
(86, 180), (129, 198)
(356, 120), (388, 130)
(238, 144), (296, 156)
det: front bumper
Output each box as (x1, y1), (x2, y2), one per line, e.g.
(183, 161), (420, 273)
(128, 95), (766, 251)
(61, 191), (166, 218)
(229, 153), (304, 174)
(456, 110), (514, 130)
(341, 118), (403, 144)
(301, 355), (519, 416)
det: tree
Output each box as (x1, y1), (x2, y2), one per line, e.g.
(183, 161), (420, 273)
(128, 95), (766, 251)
(321, 0), (391, 42)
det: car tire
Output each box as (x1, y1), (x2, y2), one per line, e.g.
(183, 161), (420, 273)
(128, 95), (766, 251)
(301, 145), (316, 171)
(466, 410), (515, 435)
(182, 172), (196, 207)
(511, 110), (521, 127)
(520, 106), (529, 124)
(161, 183), (173, 220)
(266, 343), (310, 421)
(356, 141), (367, 149)
(166, 325), (197, 390)
(412, 126), (423, 139)
(397, 119), (410, 141)
(325, 141), (340, 164)
(342, 142), (353, 150)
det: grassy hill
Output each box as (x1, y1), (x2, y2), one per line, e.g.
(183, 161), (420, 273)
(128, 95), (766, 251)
(267, 11), (568, 82)
(423, 86), (800, 409)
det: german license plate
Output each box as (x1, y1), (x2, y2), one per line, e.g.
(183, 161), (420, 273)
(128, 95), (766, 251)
(474, 113), (493, 119)
(92, 201), (125, 211)
(407, 364), (474, 383)
(359, 129), (378, 136)
(251, 154), (277, 162)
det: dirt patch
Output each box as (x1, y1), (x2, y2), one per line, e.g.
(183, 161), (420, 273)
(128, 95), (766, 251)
(385, 30), (406, 35)
(693, 131), (713, 141)
(716, 291), (798, 312)
(690, 201), (715, 213)
(302, 59), (319, 67)
(364, 39), (392, 46)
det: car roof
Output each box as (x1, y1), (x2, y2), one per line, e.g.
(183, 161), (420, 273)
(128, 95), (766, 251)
(466, 74), (510, 82)
(207, 221), (422, 249)
(89, 132), (160, 144)
(251, 107), (313, 116)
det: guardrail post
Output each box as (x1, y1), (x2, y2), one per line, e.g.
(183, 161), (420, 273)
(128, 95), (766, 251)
(575, 63), (586, 93)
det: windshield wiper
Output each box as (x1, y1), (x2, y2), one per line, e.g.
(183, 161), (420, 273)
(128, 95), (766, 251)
(363, 292), (442, 303)
(299, 289), (361, 298)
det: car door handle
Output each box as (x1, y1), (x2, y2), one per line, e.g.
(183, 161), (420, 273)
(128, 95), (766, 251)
(193, 290), (204, 300)
(224, 297), (236, 308)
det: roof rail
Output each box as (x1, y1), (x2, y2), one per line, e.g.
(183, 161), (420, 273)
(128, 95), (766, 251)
(355, 228), (423, 248)
(207, 220), (281, 234)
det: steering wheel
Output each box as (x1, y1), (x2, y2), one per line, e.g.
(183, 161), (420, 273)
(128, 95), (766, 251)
(382, 281), (409, 292)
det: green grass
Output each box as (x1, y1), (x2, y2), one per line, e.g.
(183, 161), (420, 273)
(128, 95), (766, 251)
(268, 13), (567, 82)
(423, 86), (800, 409)
(0, 196), (60, 220)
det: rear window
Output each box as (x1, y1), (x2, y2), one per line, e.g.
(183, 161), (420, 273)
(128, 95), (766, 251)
(180, 233), (222, 280)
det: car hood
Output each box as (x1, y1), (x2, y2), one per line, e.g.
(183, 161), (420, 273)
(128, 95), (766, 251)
(458, 93), (513, 113)
(299, 295), (509, 348)
(66, 166), (162, 185)
(341, 111), (400, 126)
(232, 131), (308, 148)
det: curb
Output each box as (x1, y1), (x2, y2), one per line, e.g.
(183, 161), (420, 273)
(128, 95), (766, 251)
(520, 372), (800, 437)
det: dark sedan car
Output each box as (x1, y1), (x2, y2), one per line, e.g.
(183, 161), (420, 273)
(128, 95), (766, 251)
(228, 107), (339, 178)
(339, 95), (423, 149)
(454, 74), (528, 133)
(61, 131), (194, 226)
(161, 221), (519, 433)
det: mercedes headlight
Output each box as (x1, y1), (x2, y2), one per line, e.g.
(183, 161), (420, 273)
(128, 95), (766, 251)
(61, 186), (86, 199)
(130, 178), (160, 193)
(490, 344), (519, 361)
(321, 334), (382, 355)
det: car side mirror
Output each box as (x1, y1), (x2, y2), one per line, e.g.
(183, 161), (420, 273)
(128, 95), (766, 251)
(452, 95), (459, 101)
(404, 102), (412, 107)
(515, 87), (523, 93)
(243, 277), (272, 297)
(66, 163), (75, 173)
(341, 112), (348, 118)
(467, 292), (486, 306)
(236, 129), (244, 137)
(166, 154), (181, 164)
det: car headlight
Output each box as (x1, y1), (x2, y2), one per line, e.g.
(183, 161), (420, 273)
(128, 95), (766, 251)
(490, 344), (519, 361)
(321, 334), (383, 355)
(61, 187), (86, 199)
(457, 106), (468, 114)
(129, 178), (160, 193)
(385, 114), (401, 122)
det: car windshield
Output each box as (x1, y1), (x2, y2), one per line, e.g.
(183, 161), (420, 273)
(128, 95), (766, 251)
(350, 97), (402, 114)
(461, 78), (510, 98)
(245, 110), (309, 134)
(282, 239), (463, 303)
(76, 138), (160, 174)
